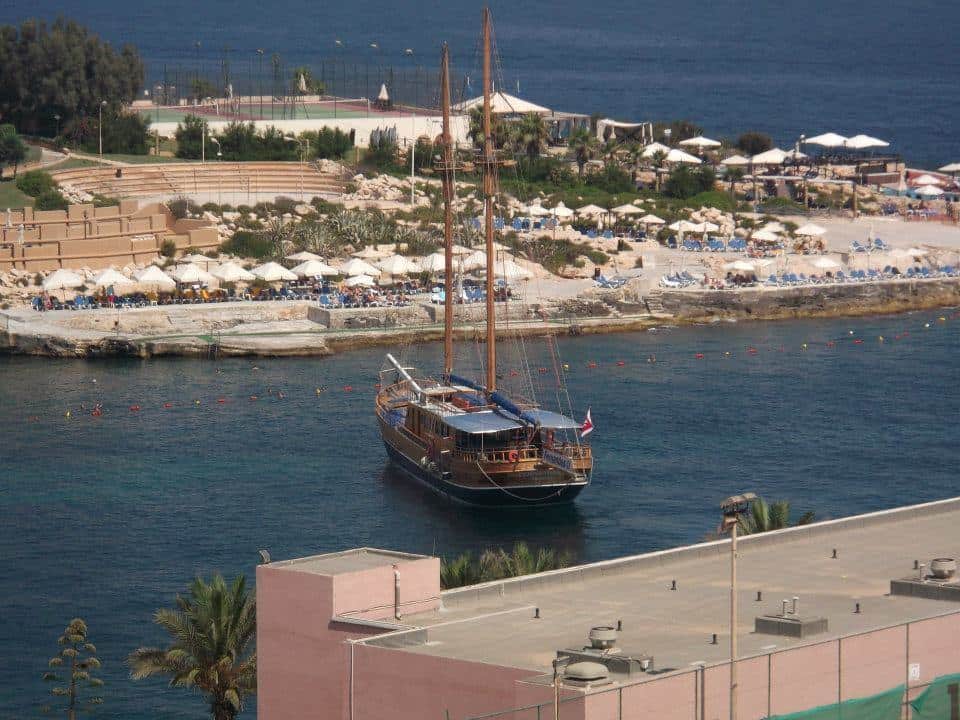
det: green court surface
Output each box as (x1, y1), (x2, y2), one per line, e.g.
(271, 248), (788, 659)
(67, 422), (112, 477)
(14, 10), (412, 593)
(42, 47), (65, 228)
(140, 100), (378, 124)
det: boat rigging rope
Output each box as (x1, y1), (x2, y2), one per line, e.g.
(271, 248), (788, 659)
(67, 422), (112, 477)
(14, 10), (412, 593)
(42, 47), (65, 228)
(474, 460), (565, 502)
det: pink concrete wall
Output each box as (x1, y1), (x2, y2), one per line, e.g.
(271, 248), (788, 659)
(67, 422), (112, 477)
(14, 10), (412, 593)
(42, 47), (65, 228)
(620, 672), (696, 720)
(331, 557), (440, 620)
(840, 627), (906, 700)
(352, 642), (538, 720)
(908, 613), (960, 689)
(770, 642), (839, 717)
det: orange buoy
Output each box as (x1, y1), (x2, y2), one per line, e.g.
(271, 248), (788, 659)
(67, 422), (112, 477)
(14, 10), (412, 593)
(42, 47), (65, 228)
(694, 353), (704, 360)
(616, 360), (625, 366)
(508, 450), (519, 463)
(538, 367), (548, 374)
(129, 405), (141, 412)
(854, 339), (864, 345)
(163, 402), (173, 408)
(217, 398), (227, 404)
(343, 385), (353, 392)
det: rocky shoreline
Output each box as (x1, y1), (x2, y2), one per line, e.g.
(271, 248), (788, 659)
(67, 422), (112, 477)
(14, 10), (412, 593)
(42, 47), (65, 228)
(2, 278), (959, 359)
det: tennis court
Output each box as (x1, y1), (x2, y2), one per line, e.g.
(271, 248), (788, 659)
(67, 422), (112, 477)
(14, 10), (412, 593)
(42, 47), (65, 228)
(139, 98), (430, 124)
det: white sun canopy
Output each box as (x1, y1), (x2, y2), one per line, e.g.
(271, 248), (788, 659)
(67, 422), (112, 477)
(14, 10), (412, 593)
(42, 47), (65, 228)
(251, 261), (298, 282)
(93, 268), (134, 288)
(212, 262), (256, 282)
(612, 203), (643, 215)
(456, 91), (551, 116)
(641, 142), (671, 159)
(752, 148), (788, 165)
(171, 264), (215, 284)
(916, 185), (944, 197)
(576, 204), (607, 216)
(722, 154), (751, 166)
(665, 148), (702, 164)
(912, 174), (943, 186)
(135, 265), (177, 288)
(638, 214), (665, 225)
(290, 259), (337, 278)
(805, 132), (848, 148)
(42, 269), (84, 291)
(285, 250), (322, 262)
(938, 163), (960, 173)
(375, 255), (416, 276)
(344, 274), (376, 287)
(845, 134), (889, 149)
(340, 258), (381, 277)
(795, 223), (827, 237)
(678, 135), (721, 149)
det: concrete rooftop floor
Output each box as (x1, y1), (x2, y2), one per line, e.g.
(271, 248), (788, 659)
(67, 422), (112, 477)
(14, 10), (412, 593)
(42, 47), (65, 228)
(363, 499), (960, 679)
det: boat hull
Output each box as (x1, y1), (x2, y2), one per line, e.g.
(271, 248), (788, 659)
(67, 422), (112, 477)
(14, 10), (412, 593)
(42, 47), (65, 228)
(381, 438), (588, 507)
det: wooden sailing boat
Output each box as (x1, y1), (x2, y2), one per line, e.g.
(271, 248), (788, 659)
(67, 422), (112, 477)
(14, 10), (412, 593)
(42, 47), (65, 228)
(374, 12), (593, 506)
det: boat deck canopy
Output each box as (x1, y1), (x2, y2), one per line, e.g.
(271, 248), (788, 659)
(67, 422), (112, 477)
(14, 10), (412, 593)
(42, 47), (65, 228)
(442, 411), (522, 434)
(522, 409), (581, 430)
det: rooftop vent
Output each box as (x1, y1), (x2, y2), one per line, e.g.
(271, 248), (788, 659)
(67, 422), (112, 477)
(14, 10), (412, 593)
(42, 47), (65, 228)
(891, 557), (960, 602)
(565, 661), (609, 683)
(588, 626), (617, 650)
(557, 626), (654, 677)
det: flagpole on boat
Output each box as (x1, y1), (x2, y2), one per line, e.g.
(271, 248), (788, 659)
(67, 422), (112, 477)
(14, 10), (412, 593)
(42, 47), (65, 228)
(482, 6), (497, 392)
(440, 43), (455, 377)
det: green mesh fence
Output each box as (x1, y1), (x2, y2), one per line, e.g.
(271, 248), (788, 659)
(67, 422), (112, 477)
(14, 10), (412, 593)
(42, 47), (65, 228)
(769, 684), (904, 720)
(911, 672), (960, 720)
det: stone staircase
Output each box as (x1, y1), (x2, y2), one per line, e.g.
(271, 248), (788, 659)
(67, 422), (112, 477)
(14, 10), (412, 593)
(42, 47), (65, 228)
(642, 291), (669, 316)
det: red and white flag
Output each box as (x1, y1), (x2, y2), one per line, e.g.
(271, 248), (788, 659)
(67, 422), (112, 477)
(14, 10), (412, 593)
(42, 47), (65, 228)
(580, 409), (594, 436)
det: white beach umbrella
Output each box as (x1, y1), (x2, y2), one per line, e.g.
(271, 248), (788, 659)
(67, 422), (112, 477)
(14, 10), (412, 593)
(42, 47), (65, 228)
(641, 142), (671, 159)
(576, 204), (607, 217)
(751, 148), (788, 165)
(461, 251), (488, 271)
(171, 263), (215, 284)
(812, 257), (841, 270)
(418, 253), (448, 273)
(612, 203), (644, 215)
(344, 274), (376, 287)
(93, 268), (134, 289)
(845, 134), (889, 150)
(905, 247), (929, 256)
(42, 269), (84, 291)
(638, 214), (666, 225)
(805, 132), (848, 148)
(938, 163), (960, 173)
(722, 154), (751, 166)
(668, 220), (698, 232)
(135, 265), (177, 289)
(761, 221), (786, 234)
(285, 250), (322, 262)
(495, 259), (534, 280)
(723, 260), (756, 272)
(695, 221), (720, 233)
(212, 262), (256, 282)
(524, 203), (551, 217)
(291, 260), (336, 278)
(912, 174), (943, 186)
(376, 255), (415, 276)
(783, 148), (809, 161)
(340, 258), (381, 277)
(180, 253), (213, 267)
(251, 261), (298, 282)
(795, 223), (827, 237)
(916, 185), (944, 198)
(678, 135), (721, 149)
(551, 201), (575, 219)
(751, 229), (782, 242)
(665, 148), (702, 164)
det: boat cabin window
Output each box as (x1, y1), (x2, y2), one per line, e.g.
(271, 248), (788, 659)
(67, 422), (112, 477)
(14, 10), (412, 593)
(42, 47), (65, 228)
(454, 429), (524, 450)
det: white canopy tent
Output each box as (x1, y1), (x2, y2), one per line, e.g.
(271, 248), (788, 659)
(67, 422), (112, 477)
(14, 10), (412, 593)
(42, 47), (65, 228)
(938, 163), (960, 173)
(170, 264), (215, 284)
(455, 91), (551, 116)
(42, 269), (84, 292)
(461, 251), (488, 271)
(212, 262), (256, 282)
(912, 174), (943, 186)
(916, 185), (945, 198)
(612, 203), (644, 215)
(805, 132), (848, 148)
(678, 135), (721, 149)
(340, 258), (381, 277)
(494, 260), (534, 281)
(418, 253), (448, 273)
(375, 255), (416, 276)
(751, 148), (788, 165)
(135, 265), (177, 289)
(92, 268), (134, 289)
(251, 261), (298, 282)
(665, 148), (702, 164)
(641, 142), (671, 159)
(845, 134), (889, 150)
(668, 220), (699, 233)
(290, 259), (337, 278)
(795, 223), (827, 237)
(638, 214), (665, 225)
(523, 203), (551, 217)
(751, 229), (782, 242)
(551, 201), (575, 219)
(180, 253), (214, 267)
(721, 154), (751, 166)
(576, 204), (607, 217)
(344, 274), (376, 287)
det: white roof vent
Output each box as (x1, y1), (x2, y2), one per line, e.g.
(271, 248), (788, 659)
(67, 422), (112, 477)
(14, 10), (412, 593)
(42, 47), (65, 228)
(565, 661), (609, 683)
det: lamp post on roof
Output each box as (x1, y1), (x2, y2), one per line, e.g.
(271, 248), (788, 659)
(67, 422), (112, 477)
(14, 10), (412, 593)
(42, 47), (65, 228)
(664, 128), (672, 147)
(552, 657), (570, 720)
(98, 100), (108, 161)
(720, 492), (757, 720)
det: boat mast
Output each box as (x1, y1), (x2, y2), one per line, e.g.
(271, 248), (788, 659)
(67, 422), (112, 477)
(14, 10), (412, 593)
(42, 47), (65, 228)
(440, 43), (455, 377)
(482, 6), (497, 391)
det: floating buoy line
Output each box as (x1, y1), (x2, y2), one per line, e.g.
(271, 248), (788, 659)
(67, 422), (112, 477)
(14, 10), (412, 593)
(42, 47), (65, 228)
(32, 309), (960, 422)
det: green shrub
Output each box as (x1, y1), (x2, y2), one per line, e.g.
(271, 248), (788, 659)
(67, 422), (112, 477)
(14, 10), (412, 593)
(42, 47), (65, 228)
(688, 190), (735, 212)
(91, 193), (120, 208)
(737, 131), (773, 156)
(16, 170), (56, 197)
(273, 196), (298, 214)
(159, 239), (177, 257)
(221, 231), (273, 259)
(168, 196), (200, 219)
(664, 166), (717, 199)
(34, 189), (69, 210)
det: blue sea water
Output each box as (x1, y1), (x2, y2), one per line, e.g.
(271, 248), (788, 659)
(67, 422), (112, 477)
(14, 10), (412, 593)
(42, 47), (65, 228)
(2, 312), (959, 718)
(1, 0), (959, 167)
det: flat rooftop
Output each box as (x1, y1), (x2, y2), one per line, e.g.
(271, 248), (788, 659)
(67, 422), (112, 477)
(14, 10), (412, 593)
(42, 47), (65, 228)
(271, 547), (428, 576)
(362, 498), (960, 682)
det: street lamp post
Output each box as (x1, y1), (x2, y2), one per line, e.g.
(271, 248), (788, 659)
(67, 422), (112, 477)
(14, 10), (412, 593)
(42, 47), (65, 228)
(98, 100), (107, 161)
(720, 492), (757, 720)
(209, 137), (222, 205)
(285, 135), (307, 202)
(53, 114), (60, 139)
(257, 49), (265, 120)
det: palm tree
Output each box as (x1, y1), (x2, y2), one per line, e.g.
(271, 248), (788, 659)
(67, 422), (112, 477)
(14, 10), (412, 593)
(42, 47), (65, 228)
(440, 542), (571, 589)
(466, 106), (505, 150)
(568, 128), (599, 180)
(737, 497), (815, 535)
(508, 112), (549, 160)
(128, 575), (256, 720)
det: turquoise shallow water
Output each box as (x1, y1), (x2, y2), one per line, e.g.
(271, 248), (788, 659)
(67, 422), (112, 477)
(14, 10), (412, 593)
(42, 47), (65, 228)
(2, 310), (959, 718)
